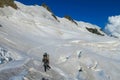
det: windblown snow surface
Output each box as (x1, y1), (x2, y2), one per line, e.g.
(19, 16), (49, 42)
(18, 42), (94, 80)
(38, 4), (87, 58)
(0, 1), (120, 80)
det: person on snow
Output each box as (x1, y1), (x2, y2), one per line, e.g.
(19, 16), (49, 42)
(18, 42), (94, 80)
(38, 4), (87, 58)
(42, 53), (51, 72)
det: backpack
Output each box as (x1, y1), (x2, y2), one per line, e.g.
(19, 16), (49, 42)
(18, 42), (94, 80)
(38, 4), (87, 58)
(43, 53), (49, 64)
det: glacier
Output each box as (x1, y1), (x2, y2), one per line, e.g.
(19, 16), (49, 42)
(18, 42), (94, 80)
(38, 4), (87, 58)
(0, 1), (120, 80)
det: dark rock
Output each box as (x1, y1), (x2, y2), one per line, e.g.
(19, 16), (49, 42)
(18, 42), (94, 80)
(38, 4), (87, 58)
(64, 15), (78, 25)
(86, 27), (104, 36)
(0, 0), (18, 9)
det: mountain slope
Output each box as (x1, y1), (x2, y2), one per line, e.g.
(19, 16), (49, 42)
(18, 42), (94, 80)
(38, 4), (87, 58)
(0, 1), (120, 80)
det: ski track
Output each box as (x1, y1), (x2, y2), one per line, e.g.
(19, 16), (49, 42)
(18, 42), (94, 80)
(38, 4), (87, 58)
(3, 38), (16, 45)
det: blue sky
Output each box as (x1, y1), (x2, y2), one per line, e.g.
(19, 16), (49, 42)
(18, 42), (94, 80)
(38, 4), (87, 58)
(16, 0), (120, 29)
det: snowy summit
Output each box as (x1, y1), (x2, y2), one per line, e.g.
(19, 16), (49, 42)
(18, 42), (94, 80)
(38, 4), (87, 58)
(0, 1), (120, 80)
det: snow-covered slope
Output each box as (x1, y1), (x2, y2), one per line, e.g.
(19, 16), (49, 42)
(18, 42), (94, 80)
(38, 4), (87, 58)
(0, 1), (120, 80)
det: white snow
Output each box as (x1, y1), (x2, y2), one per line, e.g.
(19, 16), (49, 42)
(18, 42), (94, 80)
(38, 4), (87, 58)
(0, 1), (120, 80)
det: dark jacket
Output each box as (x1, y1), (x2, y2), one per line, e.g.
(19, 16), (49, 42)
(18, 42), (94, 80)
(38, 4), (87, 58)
(42, 57), (49, 65)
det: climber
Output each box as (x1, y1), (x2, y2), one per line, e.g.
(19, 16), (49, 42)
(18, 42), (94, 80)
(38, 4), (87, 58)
(42, 53), (51, 72)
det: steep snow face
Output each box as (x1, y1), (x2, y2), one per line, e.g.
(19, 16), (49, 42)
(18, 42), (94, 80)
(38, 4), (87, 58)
(0, 6), (16, 16)
(105, 15), (120, 38)
(0, 1), (120, 80)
